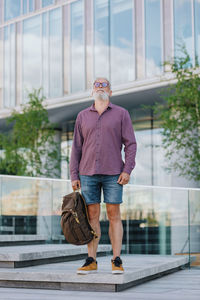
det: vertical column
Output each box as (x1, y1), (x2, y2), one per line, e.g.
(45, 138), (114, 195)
(163, 0), (174, 69)
(135, 0), (145, 79)
(63, 4), (70, 95)
(0, 29), (3, 109)
(16, 21), (22, 106)
(85, 0), (94, 90)
(35, 0), (41, 11)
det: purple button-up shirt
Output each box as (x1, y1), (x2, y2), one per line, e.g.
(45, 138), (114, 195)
(69, 101), (137, 181)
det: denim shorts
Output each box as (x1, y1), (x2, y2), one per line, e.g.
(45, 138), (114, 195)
(79, 174), (123, 205)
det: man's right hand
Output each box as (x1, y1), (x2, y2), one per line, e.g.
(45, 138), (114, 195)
(72, 180), (81, 191)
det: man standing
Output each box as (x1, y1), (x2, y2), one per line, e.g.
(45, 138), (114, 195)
(70, 78), (137, 274)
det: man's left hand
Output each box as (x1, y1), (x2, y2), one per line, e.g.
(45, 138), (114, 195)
(117, 172), (130, 185)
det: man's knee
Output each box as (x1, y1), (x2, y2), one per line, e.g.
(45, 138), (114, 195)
(87, 204), (100, 222)
(106, 204), (121, 222)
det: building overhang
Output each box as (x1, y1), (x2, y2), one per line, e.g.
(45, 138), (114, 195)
(0, 77), (176, 132)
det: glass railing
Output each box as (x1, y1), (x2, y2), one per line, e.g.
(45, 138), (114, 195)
(0, 175), (199, 265)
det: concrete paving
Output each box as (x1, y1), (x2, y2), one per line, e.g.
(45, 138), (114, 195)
(0, 267), (199, 300)
(0, 254), (191, 292)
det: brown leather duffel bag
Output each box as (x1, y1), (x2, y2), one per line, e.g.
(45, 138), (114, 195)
(60, 191), (98, 245)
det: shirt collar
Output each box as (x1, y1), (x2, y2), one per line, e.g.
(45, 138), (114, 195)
(89, 101), (113, 111)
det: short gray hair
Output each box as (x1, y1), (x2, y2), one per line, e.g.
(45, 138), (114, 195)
(93, 77), (111, 89)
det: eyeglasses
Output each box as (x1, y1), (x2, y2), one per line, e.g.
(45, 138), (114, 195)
(93, 82), (109, 88)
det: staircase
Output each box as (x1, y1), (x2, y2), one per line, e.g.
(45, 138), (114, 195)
(0, 244), (194, 292)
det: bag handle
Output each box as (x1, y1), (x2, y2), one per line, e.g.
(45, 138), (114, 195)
(73, 188), (81, 193)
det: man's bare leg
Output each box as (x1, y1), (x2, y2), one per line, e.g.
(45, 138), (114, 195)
(106, 204), (123, 258)
(87, 203), (101, 260)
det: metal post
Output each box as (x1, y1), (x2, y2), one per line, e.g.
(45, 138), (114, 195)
(188, 189), (191, 269)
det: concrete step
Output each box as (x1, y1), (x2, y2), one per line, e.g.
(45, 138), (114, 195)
(0, 235), (48, 246)
(0, 244), (111, 268)
(0, 254), (192, 292)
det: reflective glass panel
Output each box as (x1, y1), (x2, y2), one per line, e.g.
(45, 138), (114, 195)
(29, 0), (34, 12)
(10, 24), (16, 107)
(23, 0), (28, 14)
(133, 131), (152, 185)
(42, 0), (54, 7)
(23, 15), (41, 103)
(94, 0), (109, 79)
(0, 174), (199, 261)
(4, 0), (21, 21)
(194, 0), (200, 65)
(0, 1), (2, 24)
(61, 133), (73, 180)
(70, 0), (85, 93)
(174, 0), (193, 64)
(145, 0), (162, 77)
(52, 180), (72, 240)
(131, 108), (171, 186)
(3, 27), (9, 108)
(122, 186), (189, 255)
(189, 189), (200, 253)
(0, 176), (52, 237)
(110, 0), (135, 85)
(3, 25), (16, 108)
(49, 8), (63, 98)
(42, 12), (49, 97)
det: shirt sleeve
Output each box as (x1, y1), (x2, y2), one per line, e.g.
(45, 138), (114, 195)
(121, 110), (137, 175)
(69, 114), (83, 181)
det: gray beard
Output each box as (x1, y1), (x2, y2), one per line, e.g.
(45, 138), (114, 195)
(93, 91), (109, 101)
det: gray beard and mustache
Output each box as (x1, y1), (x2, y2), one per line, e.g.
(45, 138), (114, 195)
(93, 91), (109, 101)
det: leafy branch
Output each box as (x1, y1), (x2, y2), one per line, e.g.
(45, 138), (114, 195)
(0, 88), (64, 178)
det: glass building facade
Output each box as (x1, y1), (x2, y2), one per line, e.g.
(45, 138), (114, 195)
(0, 0), (199, 188)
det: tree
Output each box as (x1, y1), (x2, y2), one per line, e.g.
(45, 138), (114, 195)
(153, 48), (200, 182)
(0, 88), (62, 178)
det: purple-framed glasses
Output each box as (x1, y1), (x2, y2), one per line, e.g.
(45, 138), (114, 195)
(94, 82), (109, 88)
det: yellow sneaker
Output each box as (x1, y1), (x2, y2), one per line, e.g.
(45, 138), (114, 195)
(77, 257), (98, 274)
(111, 256), (124, 274)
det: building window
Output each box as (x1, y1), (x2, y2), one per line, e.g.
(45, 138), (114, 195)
(145, 0), (162, 77)
(110, 0), (135, 85)
(3, 25), (16, 108)
(70, 0), (85, 93)
(42, 0), (54, 8)
(23, 15), (41, 103)
(0, 1), (2, 24)
(132, 107), (171, 186)
(194, 0), (200, 65)
(23, 0), (28, 14)
(23, 8), (62, 102)
(94, 0), (109, 79)
(49, 8), (63, 98)
(29, 0), (34, 12)
(174, 0), (193, 64)
(4, 0), (21, 21)
(23, 0), (34, 14)
(42, 12), (49, 97)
